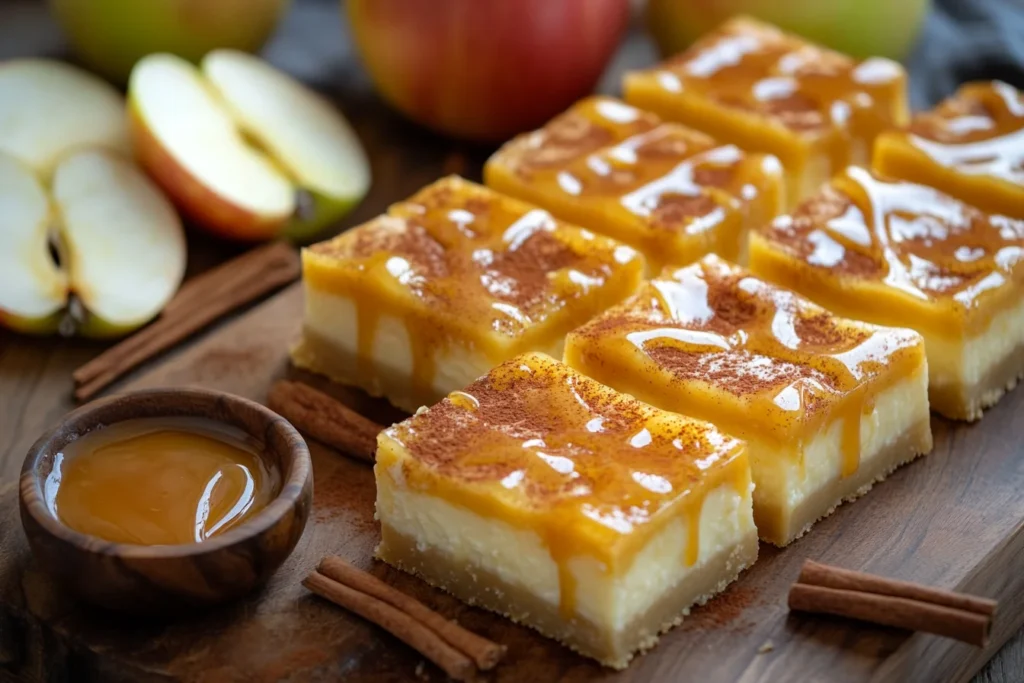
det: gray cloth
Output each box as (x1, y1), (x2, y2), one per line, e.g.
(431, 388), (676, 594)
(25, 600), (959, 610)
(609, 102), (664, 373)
(908, 0), (1024, 108)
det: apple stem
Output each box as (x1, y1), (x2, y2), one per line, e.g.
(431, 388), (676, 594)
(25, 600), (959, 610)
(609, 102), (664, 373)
(294, 189), (316, 222)
(59, 295), (86, 338)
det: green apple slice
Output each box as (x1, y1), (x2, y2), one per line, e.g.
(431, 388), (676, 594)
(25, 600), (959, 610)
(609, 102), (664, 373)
(0, 59), (129, 179)
(129, 53), (297, 240)
(202, 49), (371, 241)
(52, 150), (187, 337)
(0, 152), (67, 333)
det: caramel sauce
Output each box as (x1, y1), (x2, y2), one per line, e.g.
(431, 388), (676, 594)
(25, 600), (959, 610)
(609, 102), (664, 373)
(624, 16), (907, 190)
(379, 353), (750, 618)
(906, 81), (1024, 185)
(755, 166), (1024, 337)
(303, 177), (644, 406)
(565, 256), (924, 476)
(48, 418), (278, 546)
(486, 96), (784, 270)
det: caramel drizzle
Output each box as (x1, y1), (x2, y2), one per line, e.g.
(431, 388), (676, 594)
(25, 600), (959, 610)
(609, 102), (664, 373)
(488, 97), (781, 269)
(907, 81), (1024, 184)
(386, 353), (750, 619)
(305, 178), (641, 407)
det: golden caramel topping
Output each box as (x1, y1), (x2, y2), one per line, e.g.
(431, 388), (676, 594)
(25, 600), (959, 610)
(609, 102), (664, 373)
(566, 255), (922, 445)
(905, 81), (1024, 186)
(306, 176), (642, 339)
(636, 16), (904, 137)
(760, 166), (1024, 310)
(486, 96), (783, 267)
(497, 96), (661, 174)
(381, 353), (751, 617)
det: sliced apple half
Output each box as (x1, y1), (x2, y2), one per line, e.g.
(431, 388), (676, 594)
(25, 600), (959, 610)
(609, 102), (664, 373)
(128, 51), (370, 242)
(0, 59), (130, 179)
(0, 153), (67, 333)
(0, 149), (186, 338)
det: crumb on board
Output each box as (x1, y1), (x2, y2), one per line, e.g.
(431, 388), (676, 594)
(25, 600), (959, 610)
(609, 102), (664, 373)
(758, 640), (774, 654)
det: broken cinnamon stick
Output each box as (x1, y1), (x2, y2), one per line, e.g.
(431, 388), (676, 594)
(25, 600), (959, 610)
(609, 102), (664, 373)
(73, 241), (300, 402)
(303, 571), (476, 681)
(267, 380), (382, 462)
(319, 556), (506, 670)
(788, 560), (995, 647)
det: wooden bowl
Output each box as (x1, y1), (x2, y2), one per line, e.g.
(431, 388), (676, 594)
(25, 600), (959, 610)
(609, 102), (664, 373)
(19, 387), (313, 614)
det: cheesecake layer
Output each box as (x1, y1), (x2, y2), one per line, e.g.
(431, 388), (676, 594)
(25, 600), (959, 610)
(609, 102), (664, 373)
(293, 176), (644, 413)
(485, 96), (785, 272)
(623, 16), (908, 208)
(873, 80), (1024, 219)
(749, 166), (1024, 420)
(374, 353), (757, 667)
(564, 255), (932, 545)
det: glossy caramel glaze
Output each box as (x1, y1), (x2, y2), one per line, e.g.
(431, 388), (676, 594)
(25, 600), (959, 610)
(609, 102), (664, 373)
(565, 255), (924, 476)
(905, 81), (1024, 184)
(377, 352), (750, 616)
(628, 16), (905, 139)
(752, 166), (1024, 336)
(302, 177), (645, 399)
(623, 16), (907, 206)
(486, 96), (784, 270)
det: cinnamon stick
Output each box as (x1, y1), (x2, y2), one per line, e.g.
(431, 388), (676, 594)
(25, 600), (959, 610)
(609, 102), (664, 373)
(319, 556), (506, 670)
(798, 560), (997, 616)
(788, 560), (995, 647)
(267, 381), (382, 462)
(303, 571), (476, 681)
(73, 241), (300, 402)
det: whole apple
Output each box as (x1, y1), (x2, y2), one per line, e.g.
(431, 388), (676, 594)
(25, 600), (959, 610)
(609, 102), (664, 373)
(646, 0), (930, 61)
(49, 0), (293, 84)
(347, 0), (631, 142)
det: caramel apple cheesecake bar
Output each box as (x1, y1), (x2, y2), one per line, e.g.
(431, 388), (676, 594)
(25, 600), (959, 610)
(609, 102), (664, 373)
(564, 255), (931, 546)
(750, 166), (1024, 420)
(485, 96), (784, 271)
(624, 16), (908, 207)
(874, 80), (1024, 219)
(292, 176), (645, 413)
(375, 352), (757, 668)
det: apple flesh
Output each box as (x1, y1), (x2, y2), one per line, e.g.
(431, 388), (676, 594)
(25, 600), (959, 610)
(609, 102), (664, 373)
(0, 150), (186, 337)
(0, 60), (129, 179)
(645, 0), (930, 61)
(347, 0), (631, 141)
(129, 52), (371, 242)
(48, 0), (293, 84)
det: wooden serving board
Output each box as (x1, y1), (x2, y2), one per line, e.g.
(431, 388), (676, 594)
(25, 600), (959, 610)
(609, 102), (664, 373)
(1, 284), (1023, 683)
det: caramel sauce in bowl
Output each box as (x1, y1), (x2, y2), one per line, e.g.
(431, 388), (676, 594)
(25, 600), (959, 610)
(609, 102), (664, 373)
(19, 388), (313, 614)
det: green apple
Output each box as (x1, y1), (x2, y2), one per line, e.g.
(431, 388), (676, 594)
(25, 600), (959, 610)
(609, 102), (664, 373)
(128, 51), (371, 242)
(0, 59), (129, 180)
(646, 1), (930, 61)
(0, 150), (187, 338)
(48, 0), (293, 84)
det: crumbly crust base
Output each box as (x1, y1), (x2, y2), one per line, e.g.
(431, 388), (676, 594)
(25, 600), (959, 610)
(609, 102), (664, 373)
(376, 525), (759, 669)
(758, 415), (933, 546)
(930, 343), (1024, 421)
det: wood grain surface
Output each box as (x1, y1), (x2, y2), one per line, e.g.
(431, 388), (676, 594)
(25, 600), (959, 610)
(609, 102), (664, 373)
(1, 1), (1022, 681)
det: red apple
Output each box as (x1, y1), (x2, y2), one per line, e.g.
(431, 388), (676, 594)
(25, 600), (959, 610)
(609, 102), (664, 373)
(347, 0), (631, 142)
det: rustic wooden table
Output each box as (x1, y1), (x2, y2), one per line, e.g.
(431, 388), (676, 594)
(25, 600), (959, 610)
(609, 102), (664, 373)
(0, 1), (1020, 681)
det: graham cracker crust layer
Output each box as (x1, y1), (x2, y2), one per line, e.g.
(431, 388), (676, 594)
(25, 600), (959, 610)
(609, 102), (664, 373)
(758, 415), (933, 547)
(376, 525), (759, 669)
(930, 343), (1024, 422)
